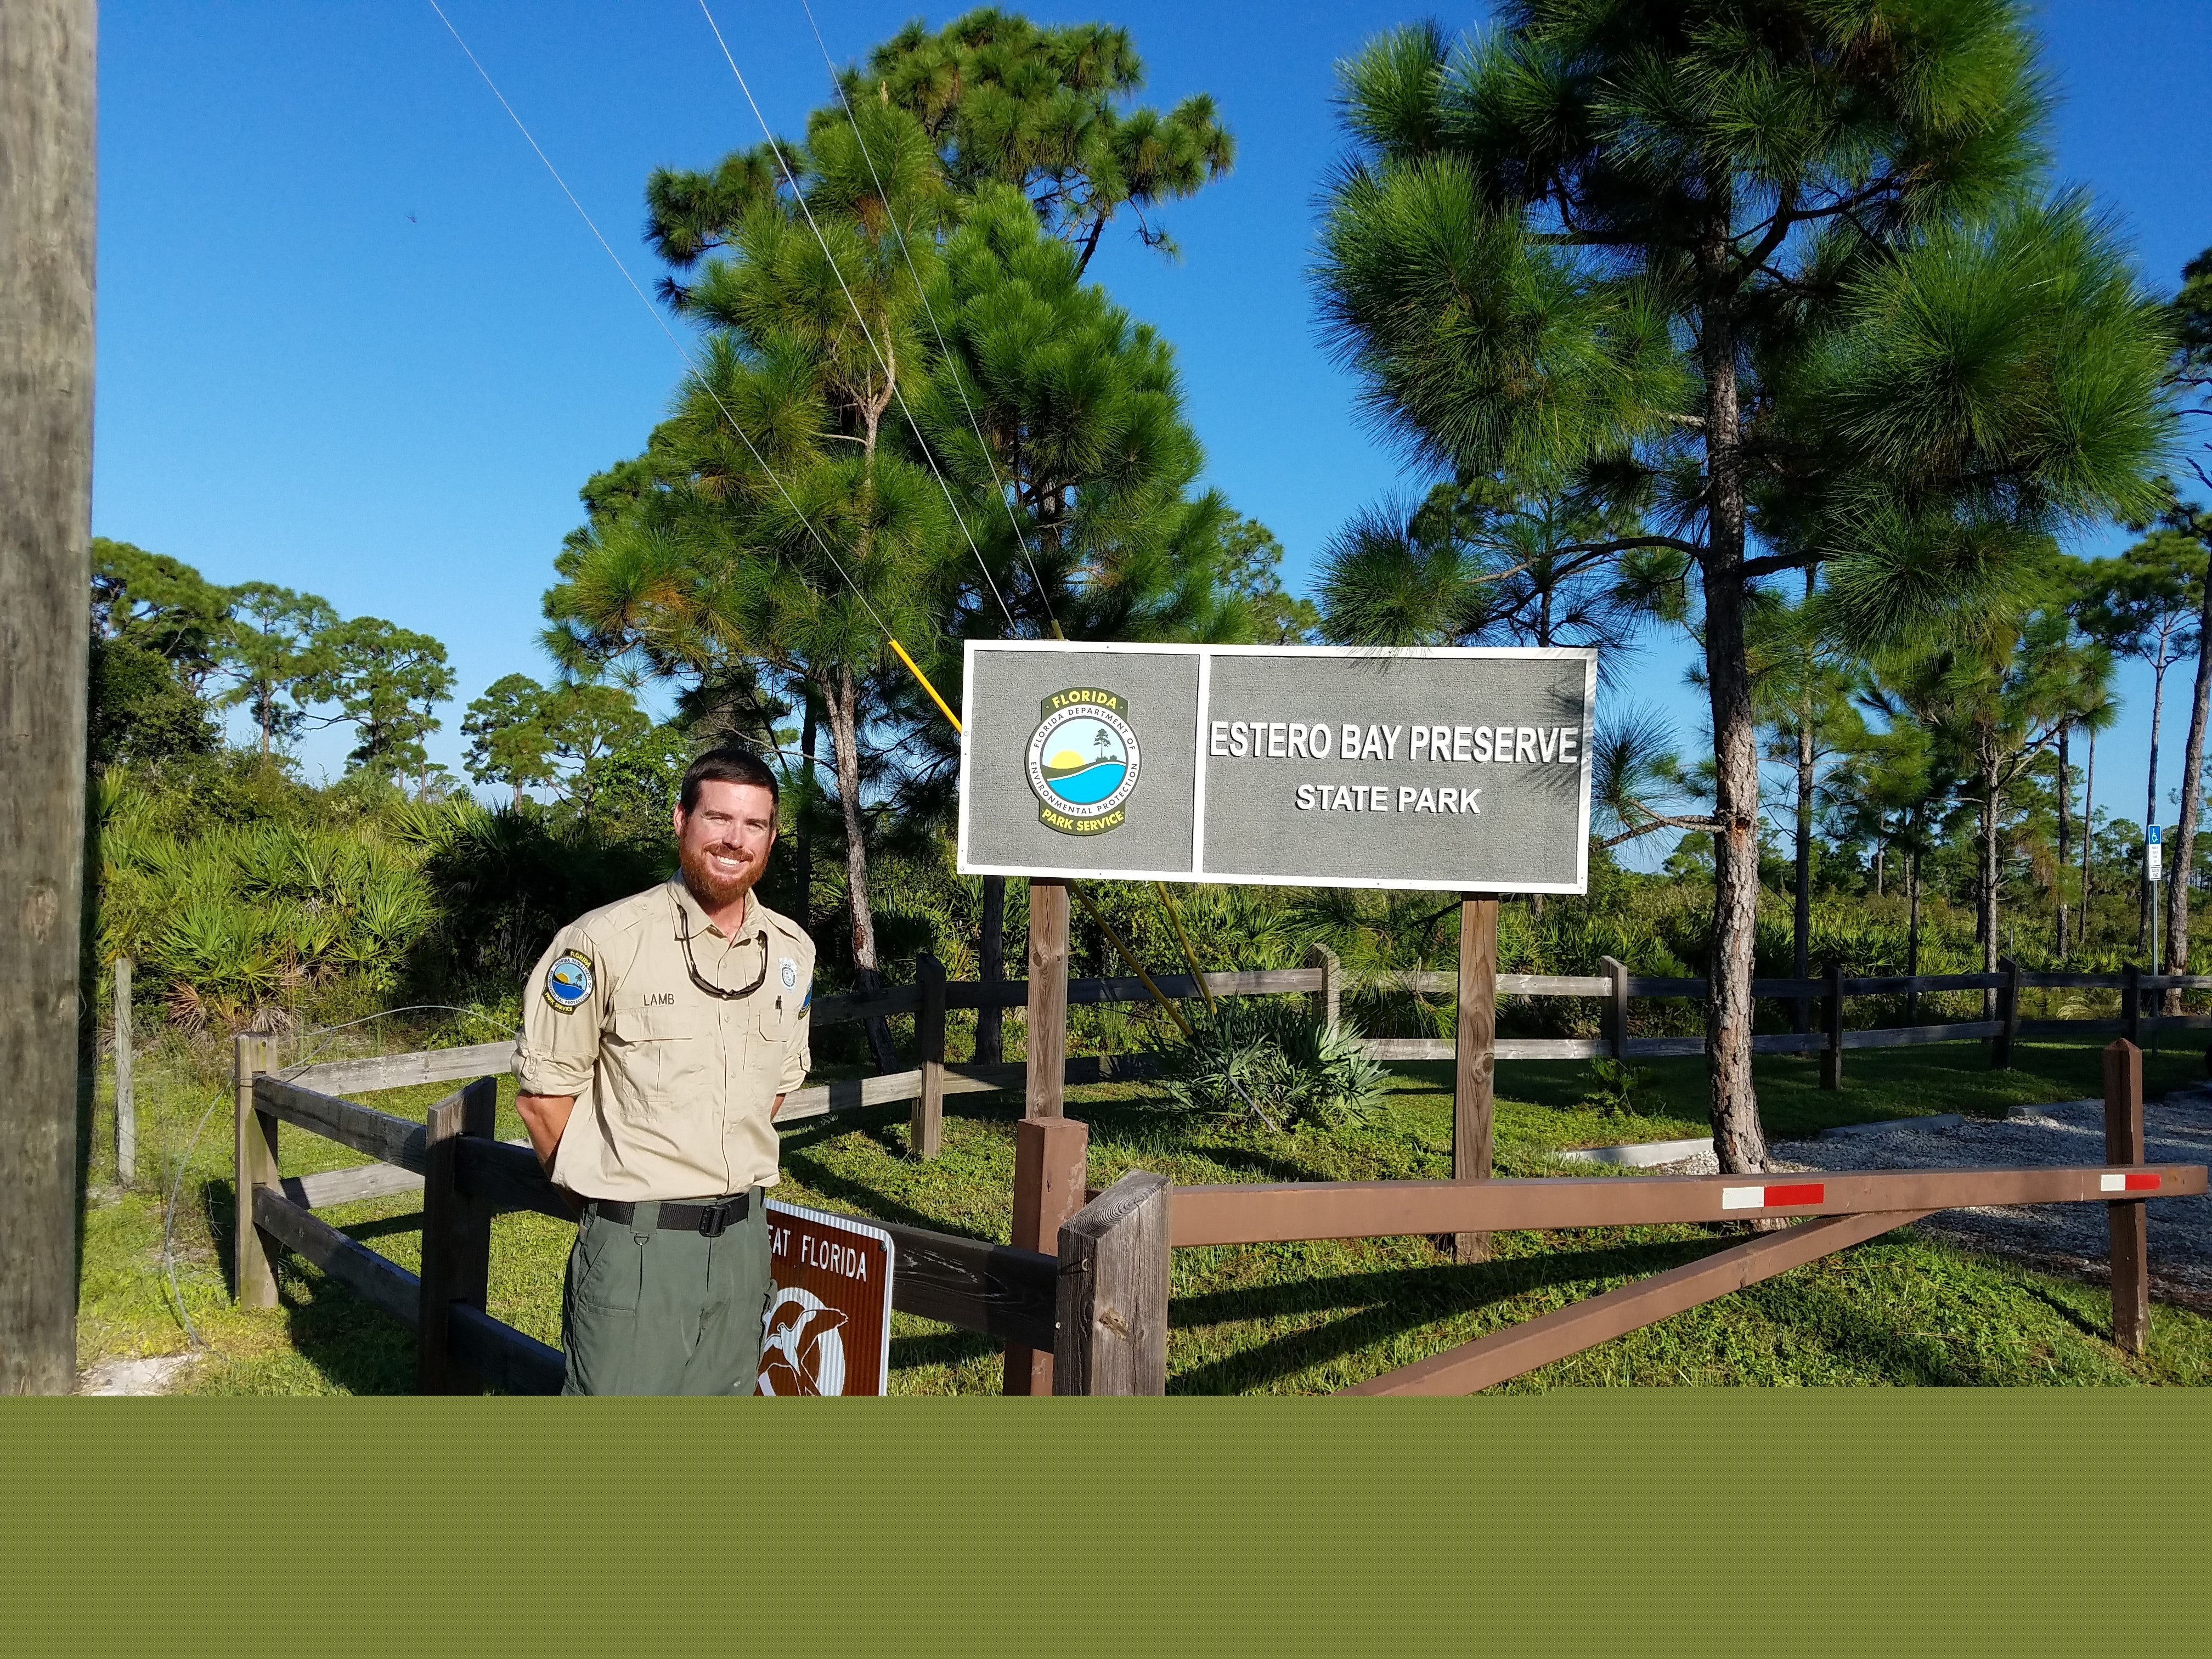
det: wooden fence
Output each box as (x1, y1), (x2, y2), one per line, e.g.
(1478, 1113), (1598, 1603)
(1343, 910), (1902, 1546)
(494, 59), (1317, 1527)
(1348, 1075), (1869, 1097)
(234, 945), (2212, 1395)
(232, 1033), (1168, 1395)
(823, 950), (2212, 1082)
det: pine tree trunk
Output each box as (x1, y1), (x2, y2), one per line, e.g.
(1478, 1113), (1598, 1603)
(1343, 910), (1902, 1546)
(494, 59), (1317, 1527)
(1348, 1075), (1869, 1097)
(823, 664), (899, 1072)
(2056, 723), (2072, 957)
(2142, 664), (2166, 953)
(2166, 579), (2212, 1011)
(1907, 844), (1922, 1025)
(975, 874), (1005, 1063)
(1980, 748), (2001, 1019)
(1793, 712), (1813, 1032)
(2083, 724), (2098, 950)
(796, 690), (818, 934)
(1695, 253), (1769, 1177)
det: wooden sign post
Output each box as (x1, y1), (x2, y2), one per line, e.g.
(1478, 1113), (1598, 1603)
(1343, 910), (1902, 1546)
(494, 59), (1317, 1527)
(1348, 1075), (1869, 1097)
(1006, 877), (1088, 1395)
(1453, 895), (1500, 1264)
(2104, 1039), (2149, 1354)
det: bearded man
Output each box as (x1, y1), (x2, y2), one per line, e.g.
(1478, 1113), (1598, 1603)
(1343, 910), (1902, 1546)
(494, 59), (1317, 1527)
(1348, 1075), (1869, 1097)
(514, 748), (814, 1395)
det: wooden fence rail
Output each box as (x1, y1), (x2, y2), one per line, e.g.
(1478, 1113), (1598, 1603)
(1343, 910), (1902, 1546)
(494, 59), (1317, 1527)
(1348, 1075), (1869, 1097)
(265, 950), (2212, 1207)
(272, 956), (2212, 1133)
(236, 1063), (1130, 1393)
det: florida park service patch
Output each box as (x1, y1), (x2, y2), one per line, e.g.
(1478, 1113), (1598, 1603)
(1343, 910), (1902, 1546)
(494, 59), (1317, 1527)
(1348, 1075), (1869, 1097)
(544, 949), (594, 1013)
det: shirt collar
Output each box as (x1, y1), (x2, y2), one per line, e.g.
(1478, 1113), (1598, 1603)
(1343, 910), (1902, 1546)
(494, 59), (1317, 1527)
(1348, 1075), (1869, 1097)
(669, 877), (752, 941)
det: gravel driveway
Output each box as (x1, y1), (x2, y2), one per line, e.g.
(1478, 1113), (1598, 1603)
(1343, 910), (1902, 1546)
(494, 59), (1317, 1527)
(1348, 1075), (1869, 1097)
(1770, 1090), (2212, 1309)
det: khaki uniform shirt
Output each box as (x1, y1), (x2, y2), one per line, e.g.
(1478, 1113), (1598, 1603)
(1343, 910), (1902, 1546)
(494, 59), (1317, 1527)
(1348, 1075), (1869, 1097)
(514, 879), (814, 1201)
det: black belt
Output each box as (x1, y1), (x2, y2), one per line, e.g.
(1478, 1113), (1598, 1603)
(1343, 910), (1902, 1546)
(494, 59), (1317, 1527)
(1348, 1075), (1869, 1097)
(589, 1192), (753, 1238)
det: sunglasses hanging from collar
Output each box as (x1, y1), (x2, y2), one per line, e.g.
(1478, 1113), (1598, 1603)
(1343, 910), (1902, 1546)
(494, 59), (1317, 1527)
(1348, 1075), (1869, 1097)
(678, 911), (771, 1000)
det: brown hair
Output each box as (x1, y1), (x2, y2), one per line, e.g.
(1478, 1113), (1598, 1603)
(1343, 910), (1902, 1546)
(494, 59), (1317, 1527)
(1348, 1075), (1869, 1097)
(677, 747), (780, 816)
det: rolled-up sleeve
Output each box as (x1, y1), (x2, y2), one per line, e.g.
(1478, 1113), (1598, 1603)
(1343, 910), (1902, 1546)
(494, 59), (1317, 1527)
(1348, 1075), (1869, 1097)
(514, 925), (605, 1096)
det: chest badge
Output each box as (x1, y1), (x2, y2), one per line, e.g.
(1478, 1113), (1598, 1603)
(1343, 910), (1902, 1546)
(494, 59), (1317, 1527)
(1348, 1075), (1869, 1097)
(780, 957), (799, 992)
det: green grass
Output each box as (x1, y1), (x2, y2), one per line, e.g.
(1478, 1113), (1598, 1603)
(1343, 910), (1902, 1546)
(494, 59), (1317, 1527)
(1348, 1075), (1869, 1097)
(75, 1035), (2212, 1393)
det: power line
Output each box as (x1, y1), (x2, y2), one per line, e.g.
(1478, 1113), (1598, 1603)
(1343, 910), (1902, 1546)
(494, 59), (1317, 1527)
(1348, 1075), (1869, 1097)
(423, 0), (894, 650)
(795, 0), (1063, 639)
(691, 0), (1022, 637)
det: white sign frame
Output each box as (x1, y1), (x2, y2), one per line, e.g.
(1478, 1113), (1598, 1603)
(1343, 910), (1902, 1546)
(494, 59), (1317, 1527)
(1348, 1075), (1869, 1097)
(954, 640), (1599, 895)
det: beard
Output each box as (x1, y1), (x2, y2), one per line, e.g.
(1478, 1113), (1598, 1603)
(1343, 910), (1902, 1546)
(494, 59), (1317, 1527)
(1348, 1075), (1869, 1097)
(679, 841), (755, 909)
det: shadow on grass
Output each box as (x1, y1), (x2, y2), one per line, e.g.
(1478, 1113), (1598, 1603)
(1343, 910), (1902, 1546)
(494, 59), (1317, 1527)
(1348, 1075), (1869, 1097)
(889, 1328), (998, 1372)
(1169, 1233), (1722, 1394)
(2017, 1276), (2112, 1346)
(201, 1176), (420, 1395)
(780, 1138), (1001, 1240)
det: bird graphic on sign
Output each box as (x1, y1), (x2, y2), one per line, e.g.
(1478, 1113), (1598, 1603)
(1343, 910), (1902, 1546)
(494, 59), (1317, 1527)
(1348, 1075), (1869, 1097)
(757, 1288), (850, 1395)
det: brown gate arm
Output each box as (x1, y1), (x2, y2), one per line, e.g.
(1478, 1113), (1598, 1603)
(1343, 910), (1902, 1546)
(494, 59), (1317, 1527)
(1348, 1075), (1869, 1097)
(1341, 1209), (1932, 1396)
(1169, 1163), (2207, 1245)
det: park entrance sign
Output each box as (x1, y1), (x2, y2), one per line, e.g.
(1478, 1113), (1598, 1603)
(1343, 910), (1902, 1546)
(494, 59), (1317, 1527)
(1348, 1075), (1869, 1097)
(956, 642), (1597, 893)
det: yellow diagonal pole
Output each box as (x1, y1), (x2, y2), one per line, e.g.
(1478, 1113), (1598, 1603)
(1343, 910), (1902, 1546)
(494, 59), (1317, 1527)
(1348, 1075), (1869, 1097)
(1071, 884), (1194, 1039)
(1154, 881), (1217, 1014)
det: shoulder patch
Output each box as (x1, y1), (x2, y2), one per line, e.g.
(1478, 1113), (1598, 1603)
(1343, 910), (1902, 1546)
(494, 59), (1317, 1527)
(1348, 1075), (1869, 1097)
(543, 949), (595, 1013)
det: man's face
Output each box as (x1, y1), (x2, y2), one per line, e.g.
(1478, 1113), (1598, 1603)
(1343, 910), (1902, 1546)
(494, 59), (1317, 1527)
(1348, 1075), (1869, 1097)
(673, 780), (777, 908)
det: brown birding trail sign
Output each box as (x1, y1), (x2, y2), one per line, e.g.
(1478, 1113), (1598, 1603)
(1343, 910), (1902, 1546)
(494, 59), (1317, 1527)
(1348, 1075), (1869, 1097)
(758, 1200), (894, 1396)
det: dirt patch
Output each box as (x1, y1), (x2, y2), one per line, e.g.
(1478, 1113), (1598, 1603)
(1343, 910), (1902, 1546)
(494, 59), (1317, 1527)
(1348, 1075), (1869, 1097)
(1773, 1090), (2212, 1305)
(77, 1353), (201, 1396)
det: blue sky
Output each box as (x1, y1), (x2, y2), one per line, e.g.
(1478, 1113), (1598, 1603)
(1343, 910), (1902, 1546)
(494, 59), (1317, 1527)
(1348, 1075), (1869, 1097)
(94, 2), (2212, 859)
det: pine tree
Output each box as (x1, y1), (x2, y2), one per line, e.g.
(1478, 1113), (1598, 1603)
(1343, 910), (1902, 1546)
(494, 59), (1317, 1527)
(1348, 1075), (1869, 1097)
(550, 99), (957, 1068)
(1313, 3), (2170, 1171)
(862, 8), (1233, 272)
(220, 582), (336, 757)
(2078, 533), (2203, 953)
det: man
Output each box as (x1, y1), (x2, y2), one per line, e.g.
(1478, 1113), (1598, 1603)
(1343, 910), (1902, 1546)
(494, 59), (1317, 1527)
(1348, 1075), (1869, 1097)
(515, 748), (814, 1395)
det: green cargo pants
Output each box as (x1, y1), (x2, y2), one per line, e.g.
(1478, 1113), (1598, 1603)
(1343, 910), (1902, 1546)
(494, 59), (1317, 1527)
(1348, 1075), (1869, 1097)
(561, 1193), (771, 1396)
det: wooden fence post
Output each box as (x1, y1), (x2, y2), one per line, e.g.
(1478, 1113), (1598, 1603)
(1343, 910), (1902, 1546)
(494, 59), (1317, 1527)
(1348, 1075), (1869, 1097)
(1452, 894), (1500, 1265)
(1820, 961), (1844, 1092)
(1006, 1114), (1088, 1396)
(1991, 956), (2021, 1070)
(910, 953), (946, 1160)
(233, 1034), (279, 1308)
(1599, 956), (1629, 1063)
(416, 1075), (498, 1394)
(1054, 1171), (1171, 1396)
(1007, 877), (1076, 1395)
(2103, 1039), (2149, 1356)
(114, 956), (134, 1184)
(1308, 942), (1340, 1029)
(2123, 964), (2142, 1047)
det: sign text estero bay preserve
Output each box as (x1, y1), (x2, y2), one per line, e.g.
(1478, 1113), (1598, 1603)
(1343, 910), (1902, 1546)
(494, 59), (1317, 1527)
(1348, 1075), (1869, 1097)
(956, 643), (1597, 894)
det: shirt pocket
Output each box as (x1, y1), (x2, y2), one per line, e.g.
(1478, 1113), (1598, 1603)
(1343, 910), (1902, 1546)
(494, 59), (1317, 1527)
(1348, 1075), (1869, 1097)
(606, 1006), (706, 1103)
(747, 993), (797, 1085)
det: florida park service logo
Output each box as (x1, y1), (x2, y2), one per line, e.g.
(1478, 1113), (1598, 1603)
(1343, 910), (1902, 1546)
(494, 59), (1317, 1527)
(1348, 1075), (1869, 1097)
(1026, 687), (1139, 836)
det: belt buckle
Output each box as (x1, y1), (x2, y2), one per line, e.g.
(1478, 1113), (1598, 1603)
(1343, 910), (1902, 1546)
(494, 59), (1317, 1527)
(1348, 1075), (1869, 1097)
(697, 1199), (731, 1239)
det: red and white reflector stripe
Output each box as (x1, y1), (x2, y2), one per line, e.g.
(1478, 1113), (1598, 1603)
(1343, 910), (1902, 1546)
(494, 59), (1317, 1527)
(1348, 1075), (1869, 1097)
(2100, 1172), (2162, 1193)
(1719, 1182), (1826, 1211)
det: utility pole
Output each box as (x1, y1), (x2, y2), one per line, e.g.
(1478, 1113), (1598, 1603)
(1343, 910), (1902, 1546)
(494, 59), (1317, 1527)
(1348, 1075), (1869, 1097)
(1, 1), (98, 1394)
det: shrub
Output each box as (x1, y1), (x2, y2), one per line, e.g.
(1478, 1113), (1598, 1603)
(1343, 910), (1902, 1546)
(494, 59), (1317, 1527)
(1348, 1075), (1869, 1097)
(1151, 999), (1390, 1132)
(1576, 1057), (1659, 1119)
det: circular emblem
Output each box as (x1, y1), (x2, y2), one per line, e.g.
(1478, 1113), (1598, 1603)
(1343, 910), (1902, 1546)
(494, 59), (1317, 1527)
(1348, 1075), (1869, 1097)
(543, 950), (594, 1012)
(758, 1286), (848, 1396)
(779, 957), (798, 992)
(1026, 689), (1139, 837)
